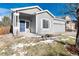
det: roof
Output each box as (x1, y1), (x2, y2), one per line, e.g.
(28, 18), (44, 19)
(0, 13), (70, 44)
(54, 18), (65, 22)
(11, 5), (65, 22)
(11, 6), (43, 11)
(36, 10), (55, 18)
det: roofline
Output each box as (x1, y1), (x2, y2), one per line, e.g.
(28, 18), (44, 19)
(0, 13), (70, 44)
(54, 18), (66, 22)
(11, 5), (43, 11)
(36, 10), (55, 18)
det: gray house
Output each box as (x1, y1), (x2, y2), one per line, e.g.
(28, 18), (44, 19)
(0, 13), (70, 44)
(11, 6), (65, 36)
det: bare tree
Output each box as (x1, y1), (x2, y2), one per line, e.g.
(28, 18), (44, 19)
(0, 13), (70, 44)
(62, 3), (79, 47)
(2, 16), (11, 26)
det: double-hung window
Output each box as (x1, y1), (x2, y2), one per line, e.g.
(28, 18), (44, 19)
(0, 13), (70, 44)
(43, 19), (49, 28)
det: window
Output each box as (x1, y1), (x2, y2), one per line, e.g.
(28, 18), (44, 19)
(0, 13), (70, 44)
(43, 19), (49, 28)
(26, 22), (29, 28)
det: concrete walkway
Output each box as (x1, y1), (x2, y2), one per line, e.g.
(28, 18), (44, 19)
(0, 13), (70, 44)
(19, 33), (41, 37)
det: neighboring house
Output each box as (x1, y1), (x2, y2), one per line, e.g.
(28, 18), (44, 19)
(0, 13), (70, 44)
(11, 6), (65, 35)
(65, 16), (76, 31)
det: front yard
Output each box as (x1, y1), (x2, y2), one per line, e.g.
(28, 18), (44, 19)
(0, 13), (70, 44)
(0, 33), (76, 56)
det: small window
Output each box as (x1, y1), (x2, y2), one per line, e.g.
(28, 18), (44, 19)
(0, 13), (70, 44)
(43, 19), (49, 28)
(26, 22), (29, 28)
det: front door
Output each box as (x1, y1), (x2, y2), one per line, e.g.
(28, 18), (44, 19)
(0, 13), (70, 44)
(20, 20), (25, 32)
(20, 19), (30, 33)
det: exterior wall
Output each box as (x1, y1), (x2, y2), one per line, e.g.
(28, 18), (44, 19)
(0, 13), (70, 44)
(18, 8), (41, 14)
(36, 12), (65, 35)
(30, 16), (36, 33)
(36, 12), (54, 34)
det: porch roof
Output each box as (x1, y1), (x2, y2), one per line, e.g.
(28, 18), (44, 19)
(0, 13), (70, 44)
(19, 12), (35, 16)
(18, 10), (55, 18)
(11, 6), (43, 11)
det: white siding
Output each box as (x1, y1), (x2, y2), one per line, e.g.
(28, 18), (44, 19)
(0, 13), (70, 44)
(53, 20), (65, 33)
(36, 12), (54, 34)
(36, 12), (65, 34)
(30, 16), (36, 33)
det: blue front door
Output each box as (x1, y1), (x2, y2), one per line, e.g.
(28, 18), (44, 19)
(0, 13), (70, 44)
(20, 20), (25, 32)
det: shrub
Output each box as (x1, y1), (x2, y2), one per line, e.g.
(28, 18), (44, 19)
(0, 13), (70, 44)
(0, 16), (11, 35)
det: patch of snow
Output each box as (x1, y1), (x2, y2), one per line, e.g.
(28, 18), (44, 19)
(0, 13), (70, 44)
(40, 40), (54, 44)
(11, 43), (24, 50)
(61, 34), (65, 36)
(24, 43), (30, 47)
(18, 51), (27, 56)
(61, 38), (69, 41)
(17, 43), (24, 47)
(30, 43), (36, 46)
(24, 43), (37, 46)
(1, 50), (5, 53)
(69, 36), (75, 39)
(20, 37), (26, 39)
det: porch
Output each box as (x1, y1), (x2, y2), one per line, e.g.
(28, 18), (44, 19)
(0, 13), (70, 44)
(13, 12), (36, 35)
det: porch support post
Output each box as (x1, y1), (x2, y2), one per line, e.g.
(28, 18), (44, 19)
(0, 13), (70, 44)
(13, 12), (19, 36)
(36, 16), (38, 34)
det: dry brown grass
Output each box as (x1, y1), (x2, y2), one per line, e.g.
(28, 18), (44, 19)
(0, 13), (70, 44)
(25, 42), (72, 56)
(0, 33), (75, 56)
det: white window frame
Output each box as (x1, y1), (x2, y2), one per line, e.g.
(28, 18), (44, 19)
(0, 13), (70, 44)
(25, 20), (30, 29)
(41, 18), (50, 30)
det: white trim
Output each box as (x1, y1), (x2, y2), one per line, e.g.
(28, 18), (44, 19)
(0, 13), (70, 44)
(11, 6), (43, 11)
(36, 10), (55, 18)
(14, 12), (19, 16)
(54, 18), (65, 22)
(53, 23), (65, 25)
(41, 18), (51, 30)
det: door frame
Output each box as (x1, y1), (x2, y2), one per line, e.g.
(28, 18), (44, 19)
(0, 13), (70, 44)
(19, 19), (26, 33)
(19, 19), (30, 33)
